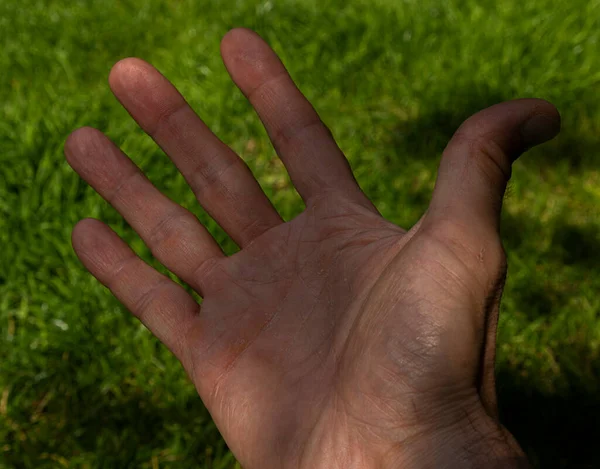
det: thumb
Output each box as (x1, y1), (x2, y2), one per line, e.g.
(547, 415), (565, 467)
(426, 98), (561, 234)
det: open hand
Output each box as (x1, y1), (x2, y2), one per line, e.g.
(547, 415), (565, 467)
(65, 28), (560, 468)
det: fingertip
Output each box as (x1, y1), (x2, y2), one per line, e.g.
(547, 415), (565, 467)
(71, 218), (106, 253)
(520, 100), (562, 148)
(220, 27), (270, 70)
(533, 98), (562, 130)
(108, 57), (153, 94)
(220, 27), (285, 96)
(64, 126), (87, 156)
(220, 27), (261, 52)
(542, 99), (562, 131)
(108, 57), (131, 89)
(64, 126), (100, 162)
(64, 128), (80, 160)
(71, 219), (125, 278)
(530, 97), (561, 122)
(64, 126), (109, 172)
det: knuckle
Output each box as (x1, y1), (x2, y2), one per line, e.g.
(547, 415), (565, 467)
(131, 280), (170, 320)
(148, 209), (194, 253)
(272, 118), (323, 153)
(451, 130), (512, 183)
(152, 99), (186, 137)
(193, 255), (225, 295)
(247, 70), (288, 102)
(191, 156), (243, 198)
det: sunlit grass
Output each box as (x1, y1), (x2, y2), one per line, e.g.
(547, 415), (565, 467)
(1, 0), (599, 467)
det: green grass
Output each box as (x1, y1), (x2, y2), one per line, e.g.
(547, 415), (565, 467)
(1, 0), (599, 467)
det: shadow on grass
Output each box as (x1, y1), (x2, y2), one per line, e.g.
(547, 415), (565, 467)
(497, 216), (600, 467)
(56, 386), (226, 465)
(500, 211), (600, 321)
(497, 364), (600, 469)
(501, 211), (600, 269)
(389, 87), (599, 175)
(2, 351), (231, 467)
(391, 89), (509, 159)
(550, 222), (600, 268)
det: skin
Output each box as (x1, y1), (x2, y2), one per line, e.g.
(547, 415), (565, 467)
(64, 28), (561, 468)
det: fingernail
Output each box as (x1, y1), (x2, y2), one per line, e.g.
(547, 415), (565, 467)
(520, 114), (561, 148)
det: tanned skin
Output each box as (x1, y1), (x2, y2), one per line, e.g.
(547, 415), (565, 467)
(65, 28), (560, 469)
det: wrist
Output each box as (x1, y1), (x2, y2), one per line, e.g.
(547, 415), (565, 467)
(296, 392), (529, 469)
(392, 401), (530, 469)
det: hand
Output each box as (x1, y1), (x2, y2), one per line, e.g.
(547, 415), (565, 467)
(65, 28), (560, 468)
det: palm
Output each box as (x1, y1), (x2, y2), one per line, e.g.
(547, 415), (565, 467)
(193, 195), (409, 466)
(193, 194), (502, 468)
(66, 28), (560, 468)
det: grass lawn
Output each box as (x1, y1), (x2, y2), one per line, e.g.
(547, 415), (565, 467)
(1, 0), (600, 467)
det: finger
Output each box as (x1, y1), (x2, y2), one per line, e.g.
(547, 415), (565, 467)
(220, 28), (377, 212)
(65, 127), (223, 294)
(427, 98), (560, 234)
(72, 218), (198, 372)
(107, 58), (282, 248)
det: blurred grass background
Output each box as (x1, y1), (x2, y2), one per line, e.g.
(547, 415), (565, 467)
(1, 0), (599, 467)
